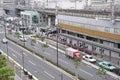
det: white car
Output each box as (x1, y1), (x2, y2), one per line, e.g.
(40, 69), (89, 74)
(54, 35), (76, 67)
(83, 55), (96, 63)
(2, 38), (8, 44)
(19, 35), (27, 42)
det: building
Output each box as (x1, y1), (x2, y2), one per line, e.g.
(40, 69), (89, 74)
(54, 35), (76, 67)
(20, 11), (39, 32)
(57, 14), (120, 49)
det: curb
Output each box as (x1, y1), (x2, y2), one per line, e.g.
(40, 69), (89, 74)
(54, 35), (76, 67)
(0, 49), (38, 80)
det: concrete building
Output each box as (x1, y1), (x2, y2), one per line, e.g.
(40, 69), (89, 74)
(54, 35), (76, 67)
(20, 11), (39, 32)
(57, 14), (120, 49)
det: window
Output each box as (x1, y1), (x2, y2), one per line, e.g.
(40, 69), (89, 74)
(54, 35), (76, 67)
(114, 28), (120, 34)
(32, 16), (38, 23)
(105, 27), (110, 32)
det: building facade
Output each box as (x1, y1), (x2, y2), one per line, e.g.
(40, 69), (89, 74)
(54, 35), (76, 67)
(57, 14), (120, 49)
(20, 11), (39, 32)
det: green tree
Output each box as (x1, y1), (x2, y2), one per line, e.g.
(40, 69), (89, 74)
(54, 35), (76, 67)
(0, 55), (6, 68)
(15, 31), (20, 38)
(35, 33), (42, 38)
(73, 57), (81, 80)
(42, 43), (49, 59)
(0, 55), (14, 80)
(0, 66), (14, 80)
(31, 38), (36, 46)
(8, 30), (12, 34)
(97, 67), (108, 80)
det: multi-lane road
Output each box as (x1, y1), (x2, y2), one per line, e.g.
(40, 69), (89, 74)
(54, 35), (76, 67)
(0, 29), (74, 80)
(0, 26), (119, 80)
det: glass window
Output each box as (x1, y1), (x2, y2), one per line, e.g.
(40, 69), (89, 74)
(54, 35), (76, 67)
(114, 28), (120, 34)
(32, 16), (38, 23)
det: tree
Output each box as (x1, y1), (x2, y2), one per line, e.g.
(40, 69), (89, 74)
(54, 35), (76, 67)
(31, 38), (36, 46)
(15, 31), (20, 38)
(73, 57), (81, 80)
(0, 55), (6, 68)
(97, 67), (108, 80)
(8, 30), (12, 34)
(0, 55), (14, 80)
(42, 42), (49, 59)
(0, 66), (14, 80)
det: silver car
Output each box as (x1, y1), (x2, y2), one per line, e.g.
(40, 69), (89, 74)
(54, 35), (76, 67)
(19, 35), (27, 42)
(2, 38), (8, 44)
(83, 55), (96, 63)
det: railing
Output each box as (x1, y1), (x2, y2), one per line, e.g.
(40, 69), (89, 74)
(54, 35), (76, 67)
(58, 23), (120, 41)
(16, 5), (112, 18)
(1, 4), (120, 19)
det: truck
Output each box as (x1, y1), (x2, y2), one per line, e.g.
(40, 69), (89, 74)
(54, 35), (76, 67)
(65, 47), (82, 60)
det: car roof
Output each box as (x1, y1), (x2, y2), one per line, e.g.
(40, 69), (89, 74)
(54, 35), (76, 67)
(100, 61), (110, 64)
(85, 55), (92, 57)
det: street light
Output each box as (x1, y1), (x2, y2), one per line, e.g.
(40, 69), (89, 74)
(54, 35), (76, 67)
(21, 50), (24, 71)
(56, 28), (59, 66)
(55, 0), (59, 66)
(21, 17), (25, 46)
(6, 42), (9, 61)
(3, 15), (9, 61)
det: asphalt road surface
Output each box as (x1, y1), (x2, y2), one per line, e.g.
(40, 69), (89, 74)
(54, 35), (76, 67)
(5, 33), (119, 80)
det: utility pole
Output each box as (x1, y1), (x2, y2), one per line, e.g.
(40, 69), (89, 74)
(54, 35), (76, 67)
(6, 42), (9, 61)
(55, 0), (59, 66)
(3, 17), (6, 37)
(21, 51), (24, 71)
(111, 0), (115, 24)
(22, 17), (25, 46)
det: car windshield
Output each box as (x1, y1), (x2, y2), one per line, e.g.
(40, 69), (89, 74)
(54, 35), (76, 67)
(108, 64), (112, 66)
(89, 57), (93, 59)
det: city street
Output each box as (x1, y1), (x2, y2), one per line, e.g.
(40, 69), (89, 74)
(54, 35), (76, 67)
(4, 30), (119, 80)
(0, 32), (74, 80)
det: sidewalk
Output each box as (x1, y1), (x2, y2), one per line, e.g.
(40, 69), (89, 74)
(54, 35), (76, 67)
(7, 59), (32, 80)
(39, 33), (120, 68)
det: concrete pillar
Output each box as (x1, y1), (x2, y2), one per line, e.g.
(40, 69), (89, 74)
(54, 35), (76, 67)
(109, 50), (111, 61)
(48, 17), (51, 27)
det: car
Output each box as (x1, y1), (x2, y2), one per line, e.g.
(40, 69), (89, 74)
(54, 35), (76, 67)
(113, 68), (120, 76)
(98, 61), (116, 71)
(83, 55), (96, 63)
(2, 38), (8, 44)
(19, 35), (27, 42)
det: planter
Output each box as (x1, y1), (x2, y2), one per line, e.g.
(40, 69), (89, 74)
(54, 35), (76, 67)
(24, 70), (28, 75)
(28, 74), (33, 79)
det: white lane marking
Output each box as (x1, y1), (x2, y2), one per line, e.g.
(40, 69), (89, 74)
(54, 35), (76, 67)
(79, 68), (93, 77)
(49, 44), (65, 53)
(44, 71), (55, 79)
(9, 47), (22, 57)
(29, 60), (36, 66)
(87, 65), (92, 68)
(12, 54), (17, 58)
(59, 59), (69, 64)
(23, 52), (27, 56)
(9, 38), (75, 79)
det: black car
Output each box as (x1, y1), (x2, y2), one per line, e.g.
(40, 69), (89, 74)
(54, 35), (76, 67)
(113, 68), (120, 76)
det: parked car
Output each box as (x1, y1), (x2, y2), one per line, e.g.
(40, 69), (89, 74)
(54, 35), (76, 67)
(84, 49), (92, 55)
(2, 38), (8, 44)
(98, 61), (116, 71)
(83, 55), (96, 63)
(19, 35), (27, 42)
(113, 68), (120, 76)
